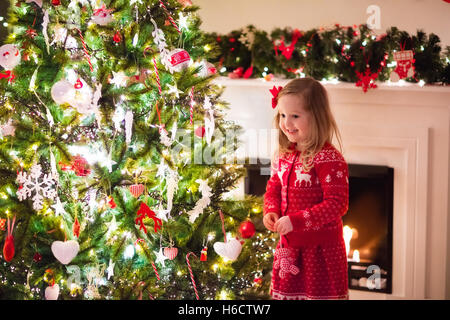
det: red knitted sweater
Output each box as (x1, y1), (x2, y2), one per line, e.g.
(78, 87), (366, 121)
(264, 142), (349, 247)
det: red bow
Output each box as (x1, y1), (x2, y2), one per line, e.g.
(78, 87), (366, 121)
(135, 202), (162, 233)
(270, 86), (283, 108)
(273, 29), (302, 60)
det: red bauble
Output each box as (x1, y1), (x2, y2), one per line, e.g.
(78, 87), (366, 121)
(195, 126), (205, 138)
(74, 79), (83, 89)
(239, 220), (255, 239)
(33, 252), (42, 263)
(51, 0), (61, 5)
(113, 31), (121, 43)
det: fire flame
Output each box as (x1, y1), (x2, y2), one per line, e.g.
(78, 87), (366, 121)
(343, 225), (359, 262)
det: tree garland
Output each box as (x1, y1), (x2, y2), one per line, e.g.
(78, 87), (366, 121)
(206, 24), (450, 87)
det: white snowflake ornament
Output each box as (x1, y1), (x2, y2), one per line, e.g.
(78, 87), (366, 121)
(16, 164), (57, 211)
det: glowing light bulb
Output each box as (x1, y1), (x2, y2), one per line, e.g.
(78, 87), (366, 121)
(124, 245), (135, 259)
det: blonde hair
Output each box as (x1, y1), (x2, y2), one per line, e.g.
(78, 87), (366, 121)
(273, 77), (342, 172)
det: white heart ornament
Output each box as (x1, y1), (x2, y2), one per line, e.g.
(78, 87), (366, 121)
(213, 238), (242, 261)
(51, 240), (80, 265)
(45, 284), (60, 300)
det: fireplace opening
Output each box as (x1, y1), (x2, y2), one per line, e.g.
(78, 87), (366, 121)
(344, 164), (393, 294)
(244, 160), (393, 294)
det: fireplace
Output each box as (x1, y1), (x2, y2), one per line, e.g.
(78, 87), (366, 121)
(244, 161), (394, 294)
(344, 164), (393, 294)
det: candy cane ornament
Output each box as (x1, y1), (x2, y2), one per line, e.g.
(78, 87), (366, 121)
(76, 28), (94, 72)
(186, 252), (200, 300)
(189, 87), (195, 125)
(159, 0), (181, 34)
(151, 261), (160, 281)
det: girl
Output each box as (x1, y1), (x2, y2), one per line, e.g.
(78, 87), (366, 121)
(263, 77), (349, 300)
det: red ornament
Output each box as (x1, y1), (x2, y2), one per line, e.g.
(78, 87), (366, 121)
(74, 79), (83, 89)
(107, 196), (116, 209)
(163, 247), (178, 260)
(243, 65), (253, 79)
(228, 67), (243, 79)
(0, 219), (5, 231)
(390, 49), (414, 81)
(71, 155), (91, 176)
(169, 49), (190, 70)
(72, 216), (80, 238)
(113, 31), (121, 43)
(135, 202), (162, 234)
(355, 67), (380, 93)
(194, 126), (205, 138)
(238, 220), (255, 239)
(33, 252), (42, 263)
(51, 0), (61, 5)
(129, 184), (145, 198)
(200, 246), (208, 261)
(3, 216), (16, 263)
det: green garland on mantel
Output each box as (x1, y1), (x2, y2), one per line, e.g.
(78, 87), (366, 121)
(204, 24), (450, 87)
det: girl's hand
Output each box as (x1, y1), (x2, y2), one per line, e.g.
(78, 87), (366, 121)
(274, 216), (293, 235)
(263, 212), (279, 231)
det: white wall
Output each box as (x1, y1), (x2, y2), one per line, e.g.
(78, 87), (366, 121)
(194, 0), (450, 47)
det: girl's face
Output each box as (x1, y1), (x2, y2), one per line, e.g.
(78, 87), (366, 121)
(278, 94), (311, 145)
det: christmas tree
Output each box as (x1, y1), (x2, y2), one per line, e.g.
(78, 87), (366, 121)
(0, 0), (276, 300)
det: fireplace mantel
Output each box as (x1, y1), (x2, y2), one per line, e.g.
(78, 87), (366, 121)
(214, 77), (450, 300)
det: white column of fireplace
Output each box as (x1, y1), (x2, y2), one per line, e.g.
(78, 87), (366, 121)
(214, 77), (450, 300)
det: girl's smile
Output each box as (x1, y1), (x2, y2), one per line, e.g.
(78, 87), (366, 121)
(277, 94), (311, 145)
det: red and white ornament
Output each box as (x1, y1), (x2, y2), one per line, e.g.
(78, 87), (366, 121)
(163, 247), (178, 260)
(129, 184), (145, 198)
(198, 60), (217, 77)
(0, 44), (21, 70)
(167, 49), (191, 72)
(390, 50), (414, 82)
(92, 5), (113, 26)
(194, 126), (205, 138)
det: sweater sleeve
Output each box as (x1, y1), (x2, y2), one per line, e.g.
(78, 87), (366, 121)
(263, 153), (282, 216)
(289, 147), (349, 230)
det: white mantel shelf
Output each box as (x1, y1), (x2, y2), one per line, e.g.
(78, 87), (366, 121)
(214, 77), (450, 300)
(215, 76), (449, 92)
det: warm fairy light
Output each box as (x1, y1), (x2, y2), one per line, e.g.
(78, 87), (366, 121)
(207, 232), (215, 241)
(124, 245), (135, 259)
(203, 44), (211, 52)
(212, 264), (219, 272)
